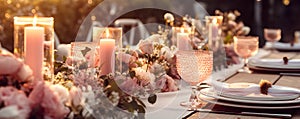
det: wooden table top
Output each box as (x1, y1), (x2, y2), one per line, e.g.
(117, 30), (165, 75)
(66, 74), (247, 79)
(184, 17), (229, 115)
(187, 52), (300, 119)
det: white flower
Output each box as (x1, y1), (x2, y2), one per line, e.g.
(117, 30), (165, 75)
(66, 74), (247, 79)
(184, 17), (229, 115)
(137, 39), (153, 54)
(228, 13), (236, 20)
(109, 91), (120, 106)
(133, 67), (155, 86)
(0, 106), (19, 119)
(150, 62), (166, 76)
(164, 13), (174, 22)
(160, 46), (174, 60)
(242, 26), (250, 35)
(50, 83), (70, 103)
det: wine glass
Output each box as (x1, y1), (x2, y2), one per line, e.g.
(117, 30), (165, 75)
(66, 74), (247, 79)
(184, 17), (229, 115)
(176, 50), (213, 109)
(264, 28), (281, 52)
(233, 36), (259, 73)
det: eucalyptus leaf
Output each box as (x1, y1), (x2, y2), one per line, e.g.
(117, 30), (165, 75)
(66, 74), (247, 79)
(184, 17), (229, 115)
(81, 47), (91, 56)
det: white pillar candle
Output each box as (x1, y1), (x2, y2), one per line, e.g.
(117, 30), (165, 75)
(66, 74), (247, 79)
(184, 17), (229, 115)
(99, 39), (115, 75)
(177, 32), (192, 50)
(24, 26), (44, 80)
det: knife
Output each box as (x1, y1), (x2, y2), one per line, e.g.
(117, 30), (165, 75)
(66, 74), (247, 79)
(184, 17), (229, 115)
(186, 109), (292, 119)
(280, 73), (300, 77)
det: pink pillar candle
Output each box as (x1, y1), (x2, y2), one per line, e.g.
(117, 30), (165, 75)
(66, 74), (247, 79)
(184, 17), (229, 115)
(99, 39), (115, 75)
(177, 32), (192, 50)
(24, 26), (44, 80)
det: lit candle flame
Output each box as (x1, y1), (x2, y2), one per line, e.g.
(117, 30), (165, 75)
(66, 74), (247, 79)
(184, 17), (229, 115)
(180, 28), (184, 33)
(212, 18), (217, 24)
(33, 15), (37, 27)
(105, 28), (109, 38)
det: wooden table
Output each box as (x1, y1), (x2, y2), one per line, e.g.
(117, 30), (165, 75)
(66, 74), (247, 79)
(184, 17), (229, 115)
(187, 51), (300, 119)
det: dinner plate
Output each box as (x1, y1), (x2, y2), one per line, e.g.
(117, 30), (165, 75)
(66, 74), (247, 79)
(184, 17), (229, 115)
(273, 42), (300, 51)
(198, 94), (300, 109)
(249, 59), (300, 70)
(249, 66), (300, 73)
(199, 88), (300, 105)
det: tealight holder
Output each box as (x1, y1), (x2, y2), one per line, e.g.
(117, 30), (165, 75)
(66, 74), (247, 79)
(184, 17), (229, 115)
(171, 27), (194, 50)
(205, 16), (223, 51)
(14, 16), (54, 80)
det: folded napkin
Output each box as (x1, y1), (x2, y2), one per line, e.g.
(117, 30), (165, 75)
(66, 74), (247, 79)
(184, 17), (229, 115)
(210, 80), (300, 96)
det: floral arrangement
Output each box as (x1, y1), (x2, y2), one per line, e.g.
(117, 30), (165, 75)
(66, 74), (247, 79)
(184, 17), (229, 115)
(117, 34), (181, 96)
(215, 10), (250, 44)
(0, 48), (145, 119)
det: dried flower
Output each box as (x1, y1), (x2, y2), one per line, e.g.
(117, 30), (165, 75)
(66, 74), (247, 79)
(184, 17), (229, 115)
(164, 13), (174, 23)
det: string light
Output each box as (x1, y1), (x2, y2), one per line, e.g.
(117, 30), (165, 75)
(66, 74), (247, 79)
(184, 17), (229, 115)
(283, 0), (290, 6)
(91, 15), (96, 21)
(88, 0), (93, 5)
(4, 13), (10, 19)
(7, 0), (12, 4)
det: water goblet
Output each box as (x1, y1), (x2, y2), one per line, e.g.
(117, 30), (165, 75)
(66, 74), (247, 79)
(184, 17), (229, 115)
(233, 36), (259, 73)
(264, 28), (281, 52)
(176, 50), (213, 109)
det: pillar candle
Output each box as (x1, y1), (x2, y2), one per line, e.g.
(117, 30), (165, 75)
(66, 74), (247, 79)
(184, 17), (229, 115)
(24, 26), (44, 80)
(99, 39), (115, 75)
(177, 32), (192, 50)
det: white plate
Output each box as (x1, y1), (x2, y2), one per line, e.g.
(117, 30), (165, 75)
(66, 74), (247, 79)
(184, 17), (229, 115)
(199, 88), (300, 105)
(141, 91), (179, 113)
(273, 42), (300, 51)
(219, 92), (300, 101)
(199, 94), (300, 109)
(249, 59), (300, 70)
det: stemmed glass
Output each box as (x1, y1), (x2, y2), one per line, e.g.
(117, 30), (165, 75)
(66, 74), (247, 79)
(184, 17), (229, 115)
(264, 28), (281, 52)
(233, 36), (259, 73)
(176, 50), (213, 109)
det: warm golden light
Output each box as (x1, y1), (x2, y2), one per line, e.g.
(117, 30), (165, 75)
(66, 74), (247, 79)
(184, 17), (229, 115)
(33, 15), (37, 27)
(105, 28), (110, 38)
(180, 28), (184, 33)
(212, 18), (217, 24)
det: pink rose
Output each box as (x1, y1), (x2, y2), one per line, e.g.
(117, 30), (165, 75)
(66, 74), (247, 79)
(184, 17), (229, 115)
(227, 20), (237, 29)
(137, 40), (153, 54)
(42, 82), (70, 119)
(0, 87), (31, 119)
(115, 76), (142, 95)
(0, 54), (33, 83)
(65, 56), (73, 66)
(29, 81), (69, 119)
(156, 74), (179, 92)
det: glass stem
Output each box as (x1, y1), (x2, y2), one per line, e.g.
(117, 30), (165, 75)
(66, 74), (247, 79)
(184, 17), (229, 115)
(189, 86), (198, 110)
(272, 42), (275, 52)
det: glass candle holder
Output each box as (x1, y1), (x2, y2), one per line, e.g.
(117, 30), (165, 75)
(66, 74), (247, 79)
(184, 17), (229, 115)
(14, 16), (54, 81)
(93, 27), (122, 76)
(205, 16), (223, 51)
(171, 27), (194, 51)
(71, 42), (98, 87)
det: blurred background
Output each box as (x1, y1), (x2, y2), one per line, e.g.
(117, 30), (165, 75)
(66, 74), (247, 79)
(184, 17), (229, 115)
(0, 0), (299, 51)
